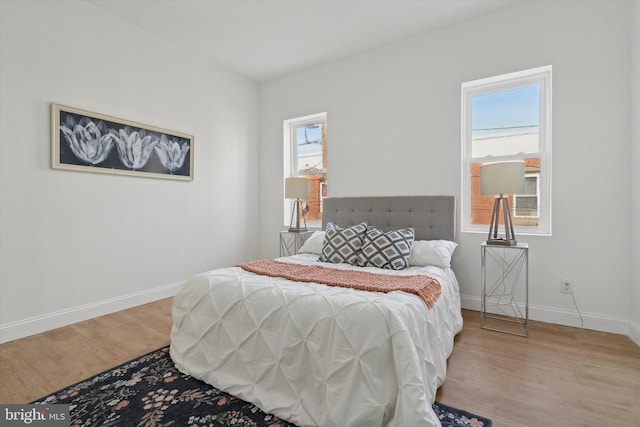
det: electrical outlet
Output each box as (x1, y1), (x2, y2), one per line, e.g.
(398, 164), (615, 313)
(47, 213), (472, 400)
(561, 279), (572, 294)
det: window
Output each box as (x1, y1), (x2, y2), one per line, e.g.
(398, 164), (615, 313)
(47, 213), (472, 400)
(283, 113), (327, 227)
(461, 66), (552, 236)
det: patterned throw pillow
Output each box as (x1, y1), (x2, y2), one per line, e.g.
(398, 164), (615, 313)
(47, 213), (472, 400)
(357, 226), (415, 270)
(318, 222), (368, 265)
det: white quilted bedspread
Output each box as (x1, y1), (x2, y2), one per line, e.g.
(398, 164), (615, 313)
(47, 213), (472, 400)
(170, 254), (463, 427)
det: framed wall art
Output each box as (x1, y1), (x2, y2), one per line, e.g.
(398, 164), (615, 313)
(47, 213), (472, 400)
(51, 103), (194, 181)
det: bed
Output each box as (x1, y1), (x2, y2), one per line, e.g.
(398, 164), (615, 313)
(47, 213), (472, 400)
(170, 196), (463, 427)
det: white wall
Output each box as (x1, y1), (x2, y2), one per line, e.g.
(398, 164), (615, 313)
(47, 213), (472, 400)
(259, 1), (635, 335)
(631, 0), (640, 346)
(0, 1), (259, 342)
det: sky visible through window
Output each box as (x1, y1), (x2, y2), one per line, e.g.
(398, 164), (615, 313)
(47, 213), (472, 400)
(296, 125), (324, 172)
(296, 125), (322, 153)
(472, 85), (539, 138)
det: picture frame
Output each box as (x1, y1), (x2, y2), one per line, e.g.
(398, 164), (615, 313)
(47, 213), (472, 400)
(51, 103), (194, 181)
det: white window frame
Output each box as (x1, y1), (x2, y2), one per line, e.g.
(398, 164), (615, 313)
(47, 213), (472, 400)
(514, 173), (540, 219)
(284, 112), (327, 178)
(283, 112), (327, 227)
(461, 65), (552, 236)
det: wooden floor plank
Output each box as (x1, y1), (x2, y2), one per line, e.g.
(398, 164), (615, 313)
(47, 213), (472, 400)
(436, 310), (640, 426)
(1, 300), (638, 426)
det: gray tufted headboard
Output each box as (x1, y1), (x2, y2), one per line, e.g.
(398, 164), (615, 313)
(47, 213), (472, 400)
(322, 196), (456, 241)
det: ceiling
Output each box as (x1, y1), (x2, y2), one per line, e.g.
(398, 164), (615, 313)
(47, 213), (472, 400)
(90, 0), (519, 82)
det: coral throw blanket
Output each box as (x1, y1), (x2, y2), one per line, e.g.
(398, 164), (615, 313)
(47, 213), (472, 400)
(237, 259), (441, 308)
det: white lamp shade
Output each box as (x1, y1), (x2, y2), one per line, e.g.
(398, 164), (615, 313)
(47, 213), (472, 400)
(480, 161), (525, 195)
(285, 177), (311, 199)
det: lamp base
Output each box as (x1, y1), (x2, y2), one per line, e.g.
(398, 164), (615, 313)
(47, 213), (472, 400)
(486, 238), (518, 246)
(487, 195), (519, 247)
(288, 198), (307, 233)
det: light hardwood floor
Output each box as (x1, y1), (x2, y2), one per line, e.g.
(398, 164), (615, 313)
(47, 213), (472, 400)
(1, 300), (638, 426)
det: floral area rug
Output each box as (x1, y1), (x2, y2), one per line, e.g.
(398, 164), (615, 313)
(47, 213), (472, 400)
(33, 346), (491, 427)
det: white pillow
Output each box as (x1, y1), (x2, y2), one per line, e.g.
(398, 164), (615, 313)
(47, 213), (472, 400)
(409, 240), (458, 268)
(298, 231), (326, 255)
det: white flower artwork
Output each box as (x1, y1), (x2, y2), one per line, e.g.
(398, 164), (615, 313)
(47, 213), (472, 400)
(52, 104), (193, 180)
(59, 117), (114, 165)
(155, 135), (191, 173)
(112, 127), (158, 170)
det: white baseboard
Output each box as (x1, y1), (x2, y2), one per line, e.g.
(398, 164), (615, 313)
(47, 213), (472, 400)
(629, 319), (640, 347)
(461, 294), (636, 339)
(0, 281), (185, 344)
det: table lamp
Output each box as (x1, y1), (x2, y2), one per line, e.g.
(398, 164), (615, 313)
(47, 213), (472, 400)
(285, 177), (311, 232)
(480, 161), (525, 246)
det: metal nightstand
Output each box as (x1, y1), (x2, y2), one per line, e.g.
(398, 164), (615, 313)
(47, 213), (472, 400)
(481, 241), (529, 337)
(279, 231), (314, 257)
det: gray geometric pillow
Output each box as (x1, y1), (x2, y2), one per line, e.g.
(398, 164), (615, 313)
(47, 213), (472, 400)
(318, 222), (368, 265)
(356, 226), (415, 270)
